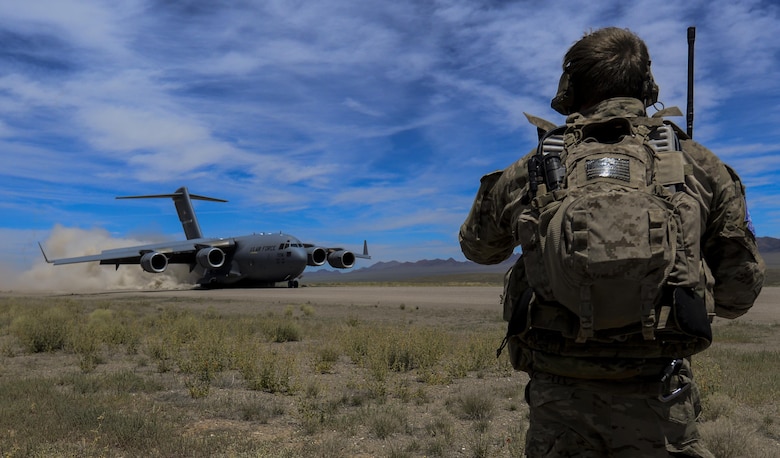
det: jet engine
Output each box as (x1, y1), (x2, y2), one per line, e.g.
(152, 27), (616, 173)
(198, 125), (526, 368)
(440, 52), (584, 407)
(140, 252), (168, 273)
(327, 250), (355, 269)
(306, 246), (327, 266)
(196, 247), (226, 269)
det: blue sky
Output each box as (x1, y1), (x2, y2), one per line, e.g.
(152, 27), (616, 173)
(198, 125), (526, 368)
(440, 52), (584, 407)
(1, 0), (779, 286)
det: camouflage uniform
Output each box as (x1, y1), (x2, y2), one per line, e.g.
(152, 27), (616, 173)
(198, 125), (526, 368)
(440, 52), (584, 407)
(459, 98), (765, 457)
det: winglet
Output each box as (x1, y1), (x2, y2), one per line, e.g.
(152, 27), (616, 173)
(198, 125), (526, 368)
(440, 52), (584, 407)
(38, 242), (53, 264)
(357, 240), (371, 259)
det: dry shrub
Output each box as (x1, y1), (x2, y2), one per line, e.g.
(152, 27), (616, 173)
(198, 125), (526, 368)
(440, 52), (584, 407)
(363, 404), (408, 439)
(700, 417), (772, 458)
(692, 353), (724, 400)
(700, 392), (736, 421)
(448, 388), (495, 422)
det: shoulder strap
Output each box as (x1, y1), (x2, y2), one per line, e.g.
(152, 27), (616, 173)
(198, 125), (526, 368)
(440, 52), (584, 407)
(648, 122), (692, 190)
(647, 122), (681, 153)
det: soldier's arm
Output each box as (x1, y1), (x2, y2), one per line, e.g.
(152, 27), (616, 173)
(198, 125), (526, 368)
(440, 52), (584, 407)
(459, 157), (530, 265)
(701, 160), (765, 318)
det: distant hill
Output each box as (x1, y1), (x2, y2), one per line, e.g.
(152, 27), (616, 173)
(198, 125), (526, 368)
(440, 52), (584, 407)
(306, 236), (780, 284)
(756, 237), (780, 272)
(305, 255), (519, 284)
(757, 237), (780, 253)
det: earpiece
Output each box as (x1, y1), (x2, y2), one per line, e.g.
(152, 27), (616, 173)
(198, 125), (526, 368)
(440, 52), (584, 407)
(643, 63), (659, 107)
(551, 71), (574, 115)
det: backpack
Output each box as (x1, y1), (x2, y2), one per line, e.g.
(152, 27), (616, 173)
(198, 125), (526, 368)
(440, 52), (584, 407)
(501, 110), (713, 367)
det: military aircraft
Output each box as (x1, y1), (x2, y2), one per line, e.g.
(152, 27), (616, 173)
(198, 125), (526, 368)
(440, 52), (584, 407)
(39, 186), (370, 288)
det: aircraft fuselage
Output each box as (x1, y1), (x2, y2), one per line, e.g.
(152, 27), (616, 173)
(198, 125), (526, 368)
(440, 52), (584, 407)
(199, 233), (311, 288)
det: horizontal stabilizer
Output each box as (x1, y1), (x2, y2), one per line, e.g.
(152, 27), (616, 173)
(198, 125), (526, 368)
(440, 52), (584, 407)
(116, 187), (225, 240)
(116, 192), (227, 203)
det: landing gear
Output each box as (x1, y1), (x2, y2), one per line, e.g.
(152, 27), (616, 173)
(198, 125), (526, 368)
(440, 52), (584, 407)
(287, 280), (300, 288)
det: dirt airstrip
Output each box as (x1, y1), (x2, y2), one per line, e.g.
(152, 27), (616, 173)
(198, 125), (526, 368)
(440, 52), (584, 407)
(34, 284), (779, 324)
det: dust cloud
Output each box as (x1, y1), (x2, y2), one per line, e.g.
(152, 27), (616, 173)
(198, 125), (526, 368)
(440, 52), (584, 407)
(6, 225), (196, 292)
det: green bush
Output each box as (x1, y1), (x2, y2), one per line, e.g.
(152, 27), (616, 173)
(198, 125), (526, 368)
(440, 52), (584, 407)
(11, 306), (72, 353)
(269, 320), (303, 343)
(87, 308), (142, 352)
(338, 324), (449, 382)
(238, 345), (299, 394)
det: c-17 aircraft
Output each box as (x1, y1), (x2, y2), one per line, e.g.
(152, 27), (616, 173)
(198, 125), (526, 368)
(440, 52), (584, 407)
(39, 187), (370, 288)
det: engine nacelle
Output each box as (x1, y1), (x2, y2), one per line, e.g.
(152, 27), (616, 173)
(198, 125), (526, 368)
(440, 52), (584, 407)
(140, 252), (168, 273)
(306, 247), (327, 266)
(196, 247), (226, 269)
(327, 250), (355, 269)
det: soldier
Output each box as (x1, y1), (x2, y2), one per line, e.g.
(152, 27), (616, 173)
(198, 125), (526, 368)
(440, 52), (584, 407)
(459, 27), (765, 457)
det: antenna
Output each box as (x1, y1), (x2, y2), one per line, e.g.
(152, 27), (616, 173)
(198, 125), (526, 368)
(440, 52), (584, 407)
(687, 26), (696, 138)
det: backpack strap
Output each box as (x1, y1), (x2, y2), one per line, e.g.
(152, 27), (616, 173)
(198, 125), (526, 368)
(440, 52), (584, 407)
(648, 122), (692, 193)
(576, 285), (594, 343)
(640, 283), (658, 340)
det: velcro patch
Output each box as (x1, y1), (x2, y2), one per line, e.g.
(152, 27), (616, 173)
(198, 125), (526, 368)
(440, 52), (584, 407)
(586, 158), (630, 181)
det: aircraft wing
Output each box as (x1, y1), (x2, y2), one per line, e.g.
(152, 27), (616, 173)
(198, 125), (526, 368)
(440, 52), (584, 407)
(40, 237), (235, 267)
(303, 240), (371, 259)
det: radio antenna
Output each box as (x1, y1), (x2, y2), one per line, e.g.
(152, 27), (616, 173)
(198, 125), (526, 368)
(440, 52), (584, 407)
(687, 26), (696, 138)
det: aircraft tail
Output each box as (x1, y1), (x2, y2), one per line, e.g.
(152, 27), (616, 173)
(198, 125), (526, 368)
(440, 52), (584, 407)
(117, 187), (227, 240)
(357, 240), (370, 259)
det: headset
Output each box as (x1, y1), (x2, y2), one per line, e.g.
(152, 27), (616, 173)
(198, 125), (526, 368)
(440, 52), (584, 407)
(551, 61), (659, 115)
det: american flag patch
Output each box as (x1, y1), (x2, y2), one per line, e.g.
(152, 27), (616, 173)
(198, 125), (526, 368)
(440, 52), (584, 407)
(586, 158), (630, 182)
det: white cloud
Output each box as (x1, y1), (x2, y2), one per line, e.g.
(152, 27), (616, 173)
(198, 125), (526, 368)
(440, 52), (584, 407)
(343, 98), (384, 118)
(1, 0), (779, 274)
(0, 0), (137, 57)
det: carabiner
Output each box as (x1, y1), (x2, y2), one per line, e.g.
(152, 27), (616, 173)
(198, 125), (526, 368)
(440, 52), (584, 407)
(659, 380), (690, 402)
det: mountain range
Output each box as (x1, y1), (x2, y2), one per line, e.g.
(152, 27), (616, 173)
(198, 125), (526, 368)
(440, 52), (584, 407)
(304, 236), (780, 284)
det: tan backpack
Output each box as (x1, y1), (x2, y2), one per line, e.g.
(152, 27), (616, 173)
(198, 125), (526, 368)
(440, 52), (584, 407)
(501, 112), (713, 367)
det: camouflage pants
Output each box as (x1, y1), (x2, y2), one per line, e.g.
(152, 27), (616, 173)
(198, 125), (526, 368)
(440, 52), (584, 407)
(524, 361), (714, 458)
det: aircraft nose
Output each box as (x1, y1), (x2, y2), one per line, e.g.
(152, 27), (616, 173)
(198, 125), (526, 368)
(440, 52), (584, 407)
(289, 247), (307, 265)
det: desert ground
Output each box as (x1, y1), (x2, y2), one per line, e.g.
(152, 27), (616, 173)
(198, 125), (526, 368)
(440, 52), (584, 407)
(38, 284), (779, 323)
(1, 285), (777, 457)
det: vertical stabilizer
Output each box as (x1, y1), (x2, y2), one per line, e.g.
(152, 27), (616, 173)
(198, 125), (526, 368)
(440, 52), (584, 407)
(357, 240), (371, 259)
(116, 187), (227, 240)
(172, 187), (203, 240)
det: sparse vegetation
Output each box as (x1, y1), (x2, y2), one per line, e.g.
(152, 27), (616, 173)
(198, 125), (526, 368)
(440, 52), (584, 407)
(0, 292), (777, 457)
